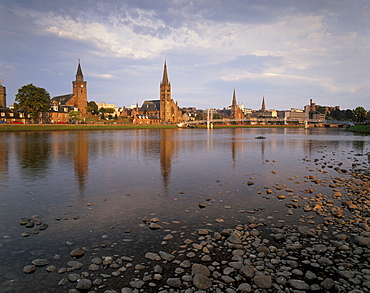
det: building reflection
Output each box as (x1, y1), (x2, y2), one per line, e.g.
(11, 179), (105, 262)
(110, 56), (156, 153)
(159, 129), (179, 191)
(73, 131), (89, 194)
(0, 134), (9, 186)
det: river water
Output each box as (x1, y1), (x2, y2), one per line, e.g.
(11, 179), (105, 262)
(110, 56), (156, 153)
(0, 127), (369, 292)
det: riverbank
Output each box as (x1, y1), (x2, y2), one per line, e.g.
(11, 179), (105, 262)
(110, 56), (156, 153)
(0, 124), (302, 132)
(348, 124), (370, 134)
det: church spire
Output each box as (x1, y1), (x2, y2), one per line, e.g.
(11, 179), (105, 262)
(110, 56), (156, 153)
(76, 59), (84, 82)
(261, 96), (266, 112)
(162, 59), (169, 85)
(232, 89), (237, 107)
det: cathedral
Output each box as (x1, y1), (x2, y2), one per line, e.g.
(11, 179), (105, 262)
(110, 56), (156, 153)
(133, 61), (183, 124)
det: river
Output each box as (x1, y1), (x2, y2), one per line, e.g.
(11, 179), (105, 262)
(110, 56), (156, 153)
(0, 127), (369, 292)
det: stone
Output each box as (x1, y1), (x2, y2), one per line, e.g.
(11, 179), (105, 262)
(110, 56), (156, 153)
(70, 248), (85, 257)
(166, 278), (181, 288)
(321, 278), (335, 290)
(355, 236), (370, 246)
(32, 259), (49, 266)
(67, 261), (83, 270)
(145, 252), (161, 261)
(237, 283), (252, 292)
(193, 273), (212, 289)
(68, 273), (80, 282)
(253, 275), (272, 289)
(289, 279), (310, 290)
(23, 265), (36, 274)
(297, 226), (316, 237)
(149, 223), (163, 230)
(197, 229), (209, 235)
(39, 223), (48, 230)
(129, 280), (144, 289)
(240, 264), (255, 278)
(191, 263), (210, 277)
(76, 279), (92, 290)
(159, 251), (175, 261)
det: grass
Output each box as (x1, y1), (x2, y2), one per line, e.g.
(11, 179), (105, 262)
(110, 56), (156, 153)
(348, 124), (370, 134)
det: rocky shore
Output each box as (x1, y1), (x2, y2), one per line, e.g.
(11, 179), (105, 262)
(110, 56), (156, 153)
(16, 166), (370, 293)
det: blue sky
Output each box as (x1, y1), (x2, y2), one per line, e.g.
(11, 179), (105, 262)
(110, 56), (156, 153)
(1, 0), (370, 110)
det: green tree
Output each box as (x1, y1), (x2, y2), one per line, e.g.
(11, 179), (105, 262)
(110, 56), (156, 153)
(344, 109), (354, 121)
(15, 84), (51, 122)
(87, 101), (99, 115)
(213, 113), (221, 119)
(195, 113), (204, 120)
(69, 110), (82, 123)
(353, 106), (367, 123)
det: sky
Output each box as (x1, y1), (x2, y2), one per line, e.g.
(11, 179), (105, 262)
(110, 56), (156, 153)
(1, 0), (370, 111)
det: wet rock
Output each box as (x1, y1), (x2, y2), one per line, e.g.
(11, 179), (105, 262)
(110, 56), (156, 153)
(76, 279), (92, 290)
(23, 264), (36, 274)
(67, 261), (83, 270)
(149, 223), (163, 230)
(70, 248), (85, 258)
(145, 252), (161, 261)
(32, 259), (49, 267)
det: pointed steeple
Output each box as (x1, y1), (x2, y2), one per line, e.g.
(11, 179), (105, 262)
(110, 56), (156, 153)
(162, 60), (169, 85)
(76, 59), (84, 82)
(261, 96), (266, 112)
(232, 89), (237, 107)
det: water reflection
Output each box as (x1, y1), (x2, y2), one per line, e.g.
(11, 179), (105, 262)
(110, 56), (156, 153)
(0, 134), (9, 186)
(17, 132), (51, 179)
(160, 129), (178, 191)
(73, 131), (89, 194)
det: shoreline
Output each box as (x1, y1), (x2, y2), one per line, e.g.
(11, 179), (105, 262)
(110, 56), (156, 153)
(16, 160), (370, 292)
(0, 124), (304, 132)
(348, 124), (370, 134)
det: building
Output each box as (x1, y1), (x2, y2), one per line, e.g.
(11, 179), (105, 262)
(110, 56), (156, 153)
(133, 61), (183, 124)
(51, 61), (88, 121)
(230, 89), (245, 120)
(159, 61), (182, 124)
(0, 80), (6, 108)
(252, 97), (277, 118)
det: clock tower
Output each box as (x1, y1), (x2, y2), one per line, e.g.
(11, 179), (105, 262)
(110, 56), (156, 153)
(71, 60), (87, 115)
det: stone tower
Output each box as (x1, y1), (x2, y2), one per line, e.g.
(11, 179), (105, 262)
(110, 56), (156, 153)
(261, 96), (266, 112)
(71, 60), (87, 115)
(0, 80), (6, 108)
(160, 60), (171, 123)
(230, 89), (244, 120)
(230, 89), (238, 119)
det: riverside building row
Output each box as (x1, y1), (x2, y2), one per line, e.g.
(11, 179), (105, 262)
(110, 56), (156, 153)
(0, 61), (337, 124)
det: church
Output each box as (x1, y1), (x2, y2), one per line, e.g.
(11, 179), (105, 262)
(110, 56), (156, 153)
(132, 61), (183, 124)
(50, 61), (88, 122)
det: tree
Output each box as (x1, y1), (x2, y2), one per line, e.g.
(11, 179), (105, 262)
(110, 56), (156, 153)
(87, 101), (99, 115)
(353, 106), (367, 123)
(69, 110), (82, 123)
(195, 113), (204, 120)
(213, 113), (221, 119)
(15, 84), (51, 122)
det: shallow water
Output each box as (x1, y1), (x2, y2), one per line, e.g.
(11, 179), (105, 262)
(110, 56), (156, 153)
(0, 127), (369, 292)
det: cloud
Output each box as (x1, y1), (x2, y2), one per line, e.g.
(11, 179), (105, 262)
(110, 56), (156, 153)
(90, 73), (116, 79)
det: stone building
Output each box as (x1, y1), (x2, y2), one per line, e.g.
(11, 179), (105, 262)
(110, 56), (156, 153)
(0, 80), (6, 108)
(51, 61), (88, 121)
(159, 61), (182, 124)
(133, 61), (183, 124)
(230, 89), (245, 120)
